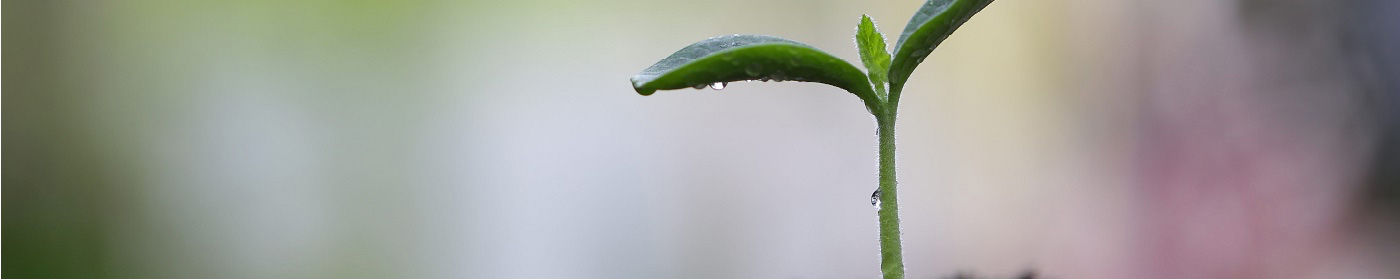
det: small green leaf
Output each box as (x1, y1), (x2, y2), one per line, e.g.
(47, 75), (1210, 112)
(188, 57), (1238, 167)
(631, 34), (882, 110)
(855, 14), (891, 97)
(888, 0), (996, 98)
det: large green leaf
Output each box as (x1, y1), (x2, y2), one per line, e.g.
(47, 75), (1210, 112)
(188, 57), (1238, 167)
(887, 0), (996, 98)
(855, 15), (891, 98)
(631, 34), (882, 109)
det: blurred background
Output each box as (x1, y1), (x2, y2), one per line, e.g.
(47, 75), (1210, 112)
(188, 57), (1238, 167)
(6, 0), (1399, 278)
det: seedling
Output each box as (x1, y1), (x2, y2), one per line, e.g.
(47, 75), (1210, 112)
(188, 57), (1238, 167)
(630, 1), (996, 278)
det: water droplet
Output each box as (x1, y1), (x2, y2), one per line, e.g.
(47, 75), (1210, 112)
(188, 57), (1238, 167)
(745, 64), (764, 77)
(710, 82), (727, 90)
(692, 84), (707, 90)
(871, 189), (882, 210)
(770, 71), (787, 82)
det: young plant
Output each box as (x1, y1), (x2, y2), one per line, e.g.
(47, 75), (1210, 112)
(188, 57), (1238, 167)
(629, 1), (996, 278)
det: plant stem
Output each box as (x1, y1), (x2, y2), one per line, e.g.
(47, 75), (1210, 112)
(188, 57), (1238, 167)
(876, 112), (904, 279)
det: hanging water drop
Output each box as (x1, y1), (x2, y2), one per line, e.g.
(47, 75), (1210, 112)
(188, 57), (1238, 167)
(871, 189), (882, 210)
(692, 84), (707, 90)
(710, 82), (727, 90)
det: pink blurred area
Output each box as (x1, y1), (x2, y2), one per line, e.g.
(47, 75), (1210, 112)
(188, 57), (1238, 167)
(1127, 1), (1395, 278)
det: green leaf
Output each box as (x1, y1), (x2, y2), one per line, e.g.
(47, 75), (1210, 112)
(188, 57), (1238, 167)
(856, 15), (892, 97)
(631, 34), (882, 110)
(888, 0), (996, 98)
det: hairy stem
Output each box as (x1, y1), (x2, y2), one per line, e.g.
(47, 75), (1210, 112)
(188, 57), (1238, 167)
(876, 112), (904, 279)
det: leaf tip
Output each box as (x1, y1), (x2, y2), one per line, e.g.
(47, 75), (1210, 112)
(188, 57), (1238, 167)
(631, 77), (656, 96)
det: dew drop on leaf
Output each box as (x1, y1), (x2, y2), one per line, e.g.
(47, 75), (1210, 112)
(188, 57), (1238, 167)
(692, 84), (707, 90)
(710, 82), (727, 90)
(745, 64), (763, 77)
